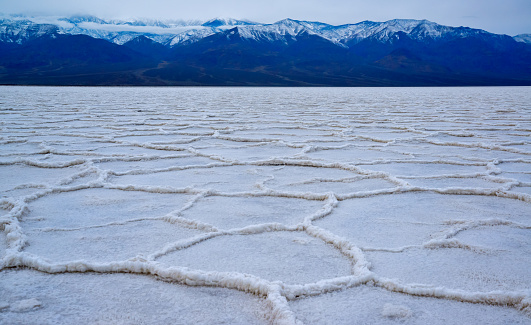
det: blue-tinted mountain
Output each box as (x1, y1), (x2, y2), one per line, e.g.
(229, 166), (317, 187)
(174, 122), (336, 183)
(0, 19), (59, 44)
(123, 35), (170, 59)
(514, 34), (531, 44)
(0, 15), (530, 86)
(0, 32), (158, 85)
(202, 18), (258, 28)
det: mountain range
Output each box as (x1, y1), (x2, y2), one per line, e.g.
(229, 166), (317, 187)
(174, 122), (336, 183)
(1, 15), (530, 86)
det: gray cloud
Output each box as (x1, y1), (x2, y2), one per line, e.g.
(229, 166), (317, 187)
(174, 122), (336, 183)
(1, 0), (530, 35)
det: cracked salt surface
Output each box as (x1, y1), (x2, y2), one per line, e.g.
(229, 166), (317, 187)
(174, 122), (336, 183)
(366, 248), (530, 292)
(158, 232), (352, 285)
(0, 269), (268, 325)
(24, 189), (193, 228)
(0, 86), (530, 324)
(290, 285), (529, 325)
(0, 232), (6, 260)
(179, 196), (323, 229)
(25, 220), (203, 263)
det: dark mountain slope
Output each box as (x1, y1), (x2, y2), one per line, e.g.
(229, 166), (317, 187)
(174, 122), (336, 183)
(0, 34), (159, 85)
(0, 17), (530, 86)
(142, 27), (531, 86)
(123, 35), (170, 59)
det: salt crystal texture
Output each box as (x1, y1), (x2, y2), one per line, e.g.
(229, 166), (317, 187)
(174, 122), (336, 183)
(381, 303), (412, 318)
(0, 86), (530, 324)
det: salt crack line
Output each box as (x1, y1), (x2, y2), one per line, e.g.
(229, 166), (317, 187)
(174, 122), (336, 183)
(360, 246), (418, 253)
(354, 135), (395, 144)
(218, 189), (330, 201)
(116, 136), (204, 145)
(302, 193), (338, 226)
(496, 158), (531, 164)
(110, 162), (233, 176)
(285, 175), (375, 186)
(228, 223), (299, 235)
(187, 147), (239, 164)
(335, 185), (531, 203)
(149, 222), (301, 262)
(118, 141), (189, 152)
(162, 190), (218, 232)
(305, 225), (370, 276)
(397, 175), (517, 184)
(359, 158), (495, 167)
(1, 182), (113, 254)
(422, 239), (491, 253)
(4, 252), (300, 324)
(360, 241), (494, 254)
(0, 139), (27, 145)
(56, 165), (101, 186)
(282, 274), (374, 299)
(1, 197), (30, 254)
(441, 218), (531, 234)
(0, 157), (88, 168)
(427, 187), (531, 203)
(361, 218), (531, 254)
(9, 183), (49, 191)
(90, 153), (193, 163)
(298, 143), (352, 155)
(163, 215), (219, 232)
(109, 183), (333, 202)
(422, 139), (531, 155)
(337, 187), (409, 200)
(148, 232), (224, 261)
(214, 134), (284, 143)
(266, 284), (302, 325)
(128, 152), (413, 191)
(29, 216), (164, 233)
(249, 157), (409, 186)
(2, 220), (27, 256)
(374, 276), (531, 314)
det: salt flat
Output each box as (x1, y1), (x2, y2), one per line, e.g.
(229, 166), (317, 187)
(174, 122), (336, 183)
(0, 86), (530, 324)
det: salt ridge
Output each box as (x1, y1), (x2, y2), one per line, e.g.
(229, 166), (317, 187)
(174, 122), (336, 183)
(1, 86), (530, 323)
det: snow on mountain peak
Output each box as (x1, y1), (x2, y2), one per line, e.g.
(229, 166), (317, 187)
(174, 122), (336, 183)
(202, 18), (257, 28)
(514, 34), (531, 43)
(59, 15), (107, 25)
(0, 18), (59, 44)
(0, 14), (521, 48)
(231, 19), (324, 45)
(169, 27), (216, 46)
(316, 19), (456, 45)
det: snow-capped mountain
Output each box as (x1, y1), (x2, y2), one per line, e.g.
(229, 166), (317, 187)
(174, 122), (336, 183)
(58, 15), (107, 25)
(202, 18), (258, 28)
(0, 18), (58, 44)
(168, 28), (216, 46)
(0, 14), (530, 86)
(514, 34), (531, 44)
(1, 14), (526, 48)
(0, 15), (210, 46)
(226, 19), (320, 45)
(318, 19), (452, 45)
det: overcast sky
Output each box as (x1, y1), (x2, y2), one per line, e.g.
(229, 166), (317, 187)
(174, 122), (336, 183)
(1, 0), (530, 35)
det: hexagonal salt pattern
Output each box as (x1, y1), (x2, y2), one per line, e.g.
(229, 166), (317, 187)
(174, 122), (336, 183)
(1, 86), (529, 324)
(0, 269), (268, 325)
(158, 231), (352, 285)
